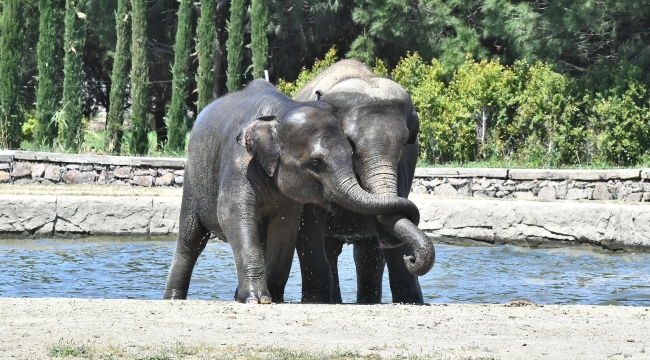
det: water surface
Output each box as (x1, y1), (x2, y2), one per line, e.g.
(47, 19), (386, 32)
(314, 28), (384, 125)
(1, 237), (648, 305)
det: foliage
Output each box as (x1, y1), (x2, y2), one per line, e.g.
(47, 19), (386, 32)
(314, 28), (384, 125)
(196, 0), (217, 113)
(104, 0), (131, 154)
(59, 0), (87, 152)
(251, 0), (269, 79)
(277, 47), (339, 98)
(130, 0), (149, 155)
(226, 0), (245, 92)
(35, 0), (61, 147)
(0, 0), (24, 149)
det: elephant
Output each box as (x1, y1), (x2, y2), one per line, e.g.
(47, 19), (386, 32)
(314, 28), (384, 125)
(163, 79), (422, 304)
(291, 59), (435, 304)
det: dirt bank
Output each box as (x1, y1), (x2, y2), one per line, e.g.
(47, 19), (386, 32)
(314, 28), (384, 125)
(1, 298), (648, 359)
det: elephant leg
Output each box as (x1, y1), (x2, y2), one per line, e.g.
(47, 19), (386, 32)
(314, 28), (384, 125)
(354, 238), (385, 304)
(324, 237), (343, 303)
(264, 203), (302, 303)
(384, 245), (424, 304)
(163, 208), (210, 300)
(296, 204), (333, 303)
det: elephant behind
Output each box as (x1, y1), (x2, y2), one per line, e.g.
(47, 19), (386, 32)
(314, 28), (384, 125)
(293, 59), (435, 304)
(163, 79), (421, 304)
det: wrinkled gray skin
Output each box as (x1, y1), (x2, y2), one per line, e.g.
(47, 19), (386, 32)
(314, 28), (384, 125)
(163, 80), (421, 303)
(292, 59), (435, 304)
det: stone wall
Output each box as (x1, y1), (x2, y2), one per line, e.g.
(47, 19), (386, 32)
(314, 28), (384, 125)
(0, 150), (184, 187)
(412, 168), (650, 202)
(2, 151), (648, 201)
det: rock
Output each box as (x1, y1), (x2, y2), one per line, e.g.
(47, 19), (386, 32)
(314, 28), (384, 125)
(134, 169), (151, 176)
(643, 193), (650, 202)
(98, 170), (107, 184)
(157, 169), (170, 176)
(174, 176), (184, 185)
(410, 184), (428, 194)
(513, 192), (535, 200)
(625, 193), (643, 202)
(66, 164), (80, 170)
(155, 173), (175, 187)
(31, 163), (46, 178)
(457, 185), (470, 197)
(423, 179), (443, 188)
(434, 183), (458, 197)
(0, 163), (10, 170)
(132, 175), (153, 187)
(44, 165), (61, 182)
(12, 162), (32, 178)
(495, 191), (510, 198)
(150, 197), (181, 235)
(0, 171), (10, 183)
(473, 190), (496, 198)
(566, 188), (593, 200)
(592, 183), (613, 201)
(80, 165), (94, 172)
(14, 178), (34, 185)
(537, 187), (557, 200)
(515, 182), (536, 191)
(556, 183), (568, 199)
(173, 170), (185, 176)
(616, 185), (628, 200)
(114, 166), (132, 179)
(62, 170), (97, 185)
(448, 178), (468, 187)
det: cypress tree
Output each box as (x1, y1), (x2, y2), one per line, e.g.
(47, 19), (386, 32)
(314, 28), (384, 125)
(226, 0), (245, 92)
(129, 0), (149, 155)
(251, 0), (268, 79)
(196, 0), (217, 113)
(60, 0), (87, 152)
(105, 0), (131, 154)
(0, 0), (24, 149)
(35, 0), (60, 147)
(165, 0), (192, 153)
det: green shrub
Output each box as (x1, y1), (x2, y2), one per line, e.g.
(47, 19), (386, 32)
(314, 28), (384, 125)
(277, 46), (339, 98)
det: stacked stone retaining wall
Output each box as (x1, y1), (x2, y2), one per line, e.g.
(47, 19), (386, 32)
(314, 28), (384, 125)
(0, 151), (184, 187)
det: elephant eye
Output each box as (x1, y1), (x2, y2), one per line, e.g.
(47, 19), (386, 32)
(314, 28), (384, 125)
(306, 158), (322, 172)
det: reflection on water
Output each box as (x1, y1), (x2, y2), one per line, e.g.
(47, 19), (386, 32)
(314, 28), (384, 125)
(0, 237), (649, 305)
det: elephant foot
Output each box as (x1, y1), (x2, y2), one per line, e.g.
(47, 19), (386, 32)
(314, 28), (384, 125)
(236, 279), (273, 304)
(163, 288), (188, 300)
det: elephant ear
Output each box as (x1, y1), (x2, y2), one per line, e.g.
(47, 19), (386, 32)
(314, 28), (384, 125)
(236, 116), (280, 177)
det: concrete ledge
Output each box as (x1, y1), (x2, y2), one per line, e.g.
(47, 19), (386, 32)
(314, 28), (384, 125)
(508, 169), (641, 181)
(2, 194), (649, 252)
(0, 195), (179, 237)
(8, 150), (185, 168)
(414, 168), (509, 179)
(415, 196), (650, 251)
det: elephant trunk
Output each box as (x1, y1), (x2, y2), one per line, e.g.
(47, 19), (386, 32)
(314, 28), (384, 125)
(357, 154), (435, 276)
(327, 169), (420, 224)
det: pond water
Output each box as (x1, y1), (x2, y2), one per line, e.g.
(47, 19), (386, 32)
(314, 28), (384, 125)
(0, 237), (649, 306)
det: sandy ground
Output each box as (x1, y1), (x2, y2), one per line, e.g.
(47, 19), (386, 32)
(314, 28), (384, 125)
(1, 298), (648, 359)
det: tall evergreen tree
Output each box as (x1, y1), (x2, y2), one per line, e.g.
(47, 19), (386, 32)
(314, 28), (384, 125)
(0, 0), (24, 149)
(35, 0), (60, 147)
(196, 0), (217, 113)
(226, 0), (245, 92)
(60, 0), (87, 151)
(165, 0), (192, 152)
(251, 0), (268, 79)
(129, 0), (149, 155)
(105, 0), (131, 154)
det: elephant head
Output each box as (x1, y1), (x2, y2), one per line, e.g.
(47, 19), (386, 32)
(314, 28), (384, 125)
(236, 104), (421, 224)
(296, 62), (435, 277)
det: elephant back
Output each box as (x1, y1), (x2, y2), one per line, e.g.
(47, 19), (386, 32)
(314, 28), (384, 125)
(294, 59), (374, 102)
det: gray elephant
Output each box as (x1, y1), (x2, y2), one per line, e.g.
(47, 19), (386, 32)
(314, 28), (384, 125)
(291, 59), (435, 304)
(163, 79), (421, 304)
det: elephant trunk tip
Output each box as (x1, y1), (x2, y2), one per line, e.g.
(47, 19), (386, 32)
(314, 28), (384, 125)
(403, 245), (436, 276)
